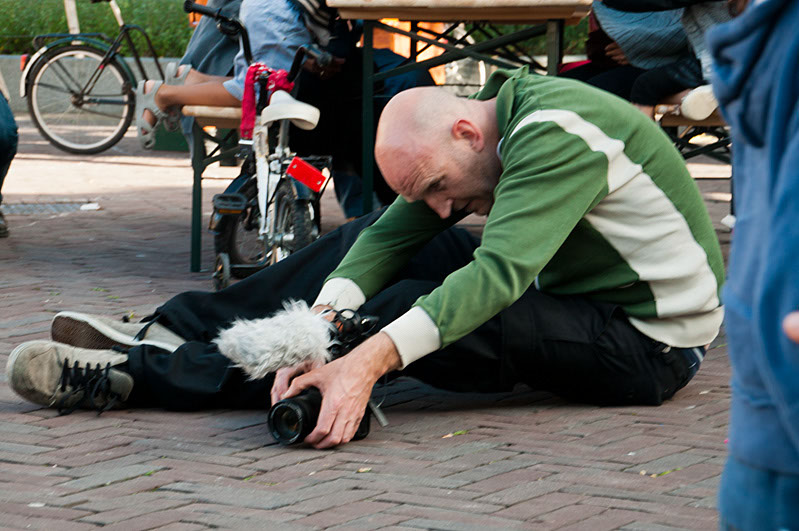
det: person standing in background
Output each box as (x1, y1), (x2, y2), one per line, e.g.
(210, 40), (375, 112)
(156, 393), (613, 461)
(709, 0), (799, 527)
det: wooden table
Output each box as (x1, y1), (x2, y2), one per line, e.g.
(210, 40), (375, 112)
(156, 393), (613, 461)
(327, 0), (591, 212)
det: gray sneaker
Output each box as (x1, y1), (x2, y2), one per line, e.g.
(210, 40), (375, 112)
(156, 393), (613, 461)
(6, 340), (133, 413)
(51, 312), (185, 352)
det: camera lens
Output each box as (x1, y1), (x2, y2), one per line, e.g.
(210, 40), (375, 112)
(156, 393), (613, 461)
(268, 388), (322, 445)
(269, 402), (307, 445)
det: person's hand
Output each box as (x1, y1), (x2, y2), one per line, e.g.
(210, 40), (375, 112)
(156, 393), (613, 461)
(783, 311), (799, 344)
(605, 42), (630, 65)
(303, 56), (346, 80)
(270, 359), (325, 405)
(268, 304), (335, 404)
(282, 332), (402, 448)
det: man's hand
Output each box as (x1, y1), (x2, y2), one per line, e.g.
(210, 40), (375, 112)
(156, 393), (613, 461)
(783, 311), (799, 344)
(269, 304), (334, 405)
(282, 332), (402, 449)
(605, 42), (630, 65)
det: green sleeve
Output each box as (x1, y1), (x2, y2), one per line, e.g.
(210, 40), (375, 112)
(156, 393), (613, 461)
(325, 196), (463, 298)
(416, 119), (612, 347)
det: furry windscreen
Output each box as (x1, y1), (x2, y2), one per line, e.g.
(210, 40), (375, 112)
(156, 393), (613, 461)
(214, 300), (336, 380)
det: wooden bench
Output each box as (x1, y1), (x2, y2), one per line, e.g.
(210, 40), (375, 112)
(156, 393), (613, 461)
(655, 105), (731, 164)
(181, 105), (243, 272)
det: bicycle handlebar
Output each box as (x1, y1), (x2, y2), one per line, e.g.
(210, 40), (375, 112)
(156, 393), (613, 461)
(183, 0), (253, 63)
(183, 0), (221, 19)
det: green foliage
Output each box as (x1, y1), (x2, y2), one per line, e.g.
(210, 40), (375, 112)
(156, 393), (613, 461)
(467, 17), (589, 58)
(0, 0), (193, 56)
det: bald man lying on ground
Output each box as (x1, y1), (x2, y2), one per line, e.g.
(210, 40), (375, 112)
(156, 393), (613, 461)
(7, 67), (724, 448)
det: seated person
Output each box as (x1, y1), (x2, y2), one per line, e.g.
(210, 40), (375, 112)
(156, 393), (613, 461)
(7, 68), (724, 448)
(600, 0), (732, 119)
(563, 1), (730, 120)
(142, 0), (433, 213)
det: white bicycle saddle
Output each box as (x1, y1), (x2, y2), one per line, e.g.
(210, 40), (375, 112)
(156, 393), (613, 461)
(260, 90), (320, 130)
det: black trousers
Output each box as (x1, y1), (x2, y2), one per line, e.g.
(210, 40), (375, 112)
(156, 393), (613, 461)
(126, 210), (695, 410)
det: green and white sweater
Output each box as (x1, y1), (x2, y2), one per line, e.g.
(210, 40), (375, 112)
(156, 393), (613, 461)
(315, 68), (725, 368)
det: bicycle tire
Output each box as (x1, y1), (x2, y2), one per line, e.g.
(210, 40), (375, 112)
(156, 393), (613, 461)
(214, 178), (314, 275)
(27, 44), (134, 154)
(214, 178), (267, 277)
(270, 180), (313, 264)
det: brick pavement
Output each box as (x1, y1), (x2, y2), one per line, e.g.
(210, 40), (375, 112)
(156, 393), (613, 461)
(0, 117), (733, 530)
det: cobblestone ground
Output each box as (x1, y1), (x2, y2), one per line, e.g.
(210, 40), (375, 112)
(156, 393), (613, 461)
(0, 117), (733, 530)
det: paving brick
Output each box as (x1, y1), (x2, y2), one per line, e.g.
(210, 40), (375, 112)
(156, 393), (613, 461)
(78, 498), (191, 525)
(557, 508), (643, 531)
(387, 504), (531, 531)
(491, 492), (586, 520)
(291, 501), (399, 528)
(57, 463), (165, 490)
(373, 491), (504, 514)
(0, 501), (92, 521)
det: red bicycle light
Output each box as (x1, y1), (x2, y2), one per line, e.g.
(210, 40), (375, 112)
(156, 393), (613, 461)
(286, 157), (327, 193)
(20, 54), (28, 71)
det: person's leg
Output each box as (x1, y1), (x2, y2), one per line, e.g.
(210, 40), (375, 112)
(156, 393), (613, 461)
(404, 290), (699, 406)
(630, 57), (703, 118)
(718, 456), (799, 530)
(0, 93), (18, 237)
(140, 0), (312, 135)
(581, 65), (646, 101)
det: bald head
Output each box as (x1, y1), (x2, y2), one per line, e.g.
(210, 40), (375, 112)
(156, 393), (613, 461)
(374, 87), (502, 218)
(375, 87), (498, 200)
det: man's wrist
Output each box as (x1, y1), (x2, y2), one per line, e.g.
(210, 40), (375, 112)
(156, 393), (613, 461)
(353, 332), (402, 379)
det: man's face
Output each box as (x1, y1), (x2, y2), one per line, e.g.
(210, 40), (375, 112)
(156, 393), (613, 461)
(383, 142), (500, 219)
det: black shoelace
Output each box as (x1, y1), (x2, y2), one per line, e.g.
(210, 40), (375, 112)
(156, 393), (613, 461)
(56, 359), (121, 416)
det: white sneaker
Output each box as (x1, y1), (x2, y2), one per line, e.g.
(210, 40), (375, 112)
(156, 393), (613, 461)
(6, 340), (133, 412)
(680, 85), (718, 121)
(52, 312), (185, 352)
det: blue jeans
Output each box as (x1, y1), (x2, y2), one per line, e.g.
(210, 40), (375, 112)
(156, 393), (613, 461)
(718, 456), (799, 530)
(0, 93), (18, 204)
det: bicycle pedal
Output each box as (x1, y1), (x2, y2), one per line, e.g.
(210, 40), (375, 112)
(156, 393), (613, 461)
(213, 193), (247, 214)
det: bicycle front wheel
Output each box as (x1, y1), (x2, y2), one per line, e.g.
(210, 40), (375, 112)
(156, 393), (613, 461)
(27, 45), (134, 154)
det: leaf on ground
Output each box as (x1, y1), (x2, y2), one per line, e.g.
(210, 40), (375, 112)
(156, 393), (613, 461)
(650, 467), (681, 478)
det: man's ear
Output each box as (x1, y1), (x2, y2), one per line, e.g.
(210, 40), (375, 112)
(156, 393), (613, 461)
(451, 119), (484, 151)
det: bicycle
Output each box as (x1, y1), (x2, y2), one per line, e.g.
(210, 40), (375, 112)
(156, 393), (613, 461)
(20, 0), (166, 154)
(181, 1), (332, 290)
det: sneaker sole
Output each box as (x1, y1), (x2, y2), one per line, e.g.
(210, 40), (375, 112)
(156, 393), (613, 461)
(51, 313), (180, 352)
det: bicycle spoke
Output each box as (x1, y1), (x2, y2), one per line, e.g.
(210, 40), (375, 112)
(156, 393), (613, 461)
(31, 81), (76, 96)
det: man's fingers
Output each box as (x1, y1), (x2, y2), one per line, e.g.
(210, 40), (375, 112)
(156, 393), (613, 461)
(271, 363), (307, 404)
(783, 311), (799, 344)
(313, 418), (356, 449)
(282, 371), (316, 399)
(305, 396), (337, 446)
